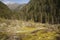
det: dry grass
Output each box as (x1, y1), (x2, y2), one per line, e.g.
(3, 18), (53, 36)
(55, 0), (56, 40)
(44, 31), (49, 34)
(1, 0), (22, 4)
(0, 19), (60, 40)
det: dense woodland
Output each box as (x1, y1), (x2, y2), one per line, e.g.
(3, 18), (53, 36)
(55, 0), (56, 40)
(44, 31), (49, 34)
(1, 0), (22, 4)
(19, 0), (60, 24)
(0, 0), (60, 24)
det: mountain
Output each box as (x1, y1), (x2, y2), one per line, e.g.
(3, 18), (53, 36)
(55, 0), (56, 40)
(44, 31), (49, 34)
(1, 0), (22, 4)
(19, 0), (60, 24)
(0, 1), (12, 19)
(5, 3), (26, 19)
(16, 4), (26, 11)
(7, 3), (26, 10)
(6, 3), (20, 10)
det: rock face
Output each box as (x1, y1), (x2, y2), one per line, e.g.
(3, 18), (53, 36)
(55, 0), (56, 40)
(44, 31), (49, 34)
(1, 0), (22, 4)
(0, 1), (12, 19)
(20, 0), (60, 24)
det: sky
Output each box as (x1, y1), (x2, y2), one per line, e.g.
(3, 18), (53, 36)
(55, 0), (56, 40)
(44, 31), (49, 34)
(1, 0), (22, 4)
(0, 0), (30, 4)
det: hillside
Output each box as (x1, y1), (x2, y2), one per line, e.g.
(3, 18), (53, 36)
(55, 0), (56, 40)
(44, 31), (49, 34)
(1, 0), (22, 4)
(16, 4), (26, 11)
(6, 3), (20, 10)
(0, 1), (12, 19)
(20, 0), (60, 24)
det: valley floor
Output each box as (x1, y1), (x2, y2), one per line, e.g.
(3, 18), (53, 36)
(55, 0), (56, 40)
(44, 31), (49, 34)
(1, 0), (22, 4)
(0, 19), (60, 40)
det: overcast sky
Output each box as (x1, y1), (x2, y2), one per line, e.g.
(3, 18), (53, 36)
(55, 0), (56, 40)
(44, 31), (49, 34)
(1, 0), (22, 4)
(0, 0), (30, 4)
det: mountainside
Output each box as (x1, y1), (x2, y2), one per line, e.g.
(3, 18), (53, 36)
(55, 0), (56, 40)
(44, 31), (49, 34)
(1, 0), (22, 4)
(7, 3), (26, 11)
(20, 0), (60, 24)
(0, 1), (12, 19)
(7, 3), (20, 10)
(16, 4), (26, 11)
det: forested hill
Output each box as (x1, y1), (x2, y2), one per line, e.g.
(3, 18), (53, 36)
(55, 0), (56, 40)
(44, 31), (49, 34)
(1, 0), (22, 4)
(19, 0), (60, 24)
(0, 1), (12, 19)
(0, 0), (60, 24)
